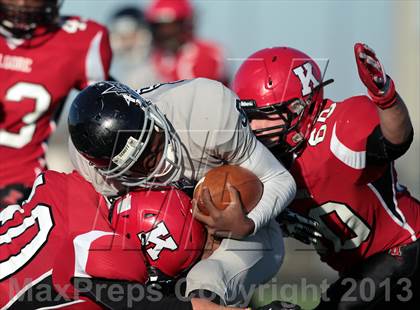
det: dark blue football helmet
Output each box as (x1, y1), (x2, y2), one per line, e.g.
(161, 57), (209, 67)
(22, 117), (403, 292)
(68, 81), (181, 187)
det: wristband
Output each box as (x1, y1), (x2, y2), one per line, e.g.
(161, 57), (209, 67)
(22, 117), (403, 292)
(368, 76), (397, 110)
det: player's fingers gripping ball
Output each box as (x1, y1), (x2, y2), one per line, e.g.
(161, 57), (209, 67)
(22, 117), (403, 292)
(193, 165), (263, 215)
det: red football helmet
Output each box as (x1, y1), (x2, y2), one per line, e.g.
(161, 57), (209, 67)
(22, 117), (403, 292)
(111, 187), (206, 281)
(232, 46), (332, 153)
(0, 0), (62, 38)
(145, 0), (193, 23)
(145, 0), (194, 52)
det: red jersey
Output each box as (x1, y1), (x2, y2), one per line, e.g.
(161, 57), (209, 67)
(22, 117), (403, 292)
(52, 230), (148, 307)
(152, 39), (225, 83)
(289, 96), (420, 272)
(0, 16), (112, 189)
(0, 170), (111, 309)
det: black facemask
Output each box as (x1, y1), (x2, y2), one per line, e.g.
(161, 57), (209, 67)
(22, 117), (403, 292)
(0, 0), (60, 38)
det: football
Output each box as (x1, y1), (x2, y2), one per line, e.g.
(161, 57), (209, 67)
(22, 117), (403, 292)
(193, 165), (263, 214)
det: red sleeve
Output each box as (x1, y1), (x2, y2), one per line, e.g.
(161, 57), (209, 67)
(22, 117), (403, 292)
(0, 171), (66, 286)
(331, 96), (386, 182)
(333, 96), (380, 152)
(52, 231), (148, 300)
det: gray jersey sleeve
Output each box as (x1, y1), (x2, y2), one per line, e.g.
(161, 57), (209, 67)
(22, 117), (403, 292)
(239, 140), (296, 233)
(186, 78), (255, 163)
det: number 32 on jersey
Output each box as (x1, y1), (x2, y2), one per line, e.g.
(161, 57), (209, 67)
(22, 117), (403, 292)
(0, 82), (51, 148)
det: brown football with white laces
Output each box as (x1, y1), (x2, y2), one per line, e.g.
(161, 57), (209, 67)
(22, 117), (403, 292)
(193, 165), (263, 215)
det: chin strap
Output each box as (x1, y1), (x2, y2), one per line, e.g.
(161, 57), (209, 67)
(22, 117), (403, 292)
(139, 233), (176, 294)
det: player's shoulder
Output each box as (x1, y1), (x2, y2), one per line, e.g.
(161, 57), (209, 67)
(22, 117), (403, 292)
(328, 95), (379, 151)
(141, 78), (234, 122)
(41, 170), (94, 192)
(61, 15), (107, 31)
(141, 78), (226, 102)
(163, 77), (223, 90)
(56, 16), (108, 41)
(145, 79), (242, 147)
(180, 78), (230, 100)
(186, 78), (245, 145)
(189, 77), (225, 91)
(42, 169), (78, 182)
(185, 78), (236, 113)
(335, 95), (377, 114)
(41, 170), (69, 184)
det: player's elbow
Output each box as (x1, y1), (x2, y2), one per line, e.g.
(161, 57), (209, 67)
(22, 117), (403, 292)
(276, 169), (297, 211)
(265, 168), (297, 216)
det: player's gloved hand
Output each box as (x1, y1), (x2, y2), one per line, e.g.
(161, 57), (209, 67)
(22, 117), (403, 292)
(255, 300), (302, 310)
(278, 208), (322, 245)
(354, 42), (397, 109)
(193, 184), (255, 239)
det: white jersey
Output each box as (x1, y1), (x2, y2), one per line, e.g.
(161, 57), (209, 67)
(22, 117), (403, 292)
(69, 78), (296, 232)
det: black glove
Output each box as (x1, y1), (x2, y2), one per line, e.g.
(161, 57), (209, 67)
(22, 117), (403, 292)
(278, 208), (322, 245)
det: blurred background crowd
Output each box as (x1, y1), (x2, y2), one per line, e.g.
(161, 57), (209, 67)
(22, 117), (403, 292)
(45, 0), (419, 308)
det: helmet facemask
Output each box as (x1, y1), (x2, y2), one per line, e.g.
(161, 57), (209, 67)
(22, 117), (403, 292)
(244, 97), (308, 152)
(0, 0), (61, 38)
(243, 79), (332, 154)
(99, 102), (182, 188)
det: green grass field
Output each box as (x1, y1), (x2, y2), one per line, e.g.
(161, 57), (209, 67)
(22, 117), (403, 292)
(251, 239), (338, 309)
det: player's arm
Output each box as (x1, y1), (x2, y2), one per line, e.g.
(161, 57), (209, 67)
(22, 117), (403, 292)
(377, 94), (412, 145)
(193, 79), (296, 238)
(355, 43), (414, 163)
(235, 139), (296, 235)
